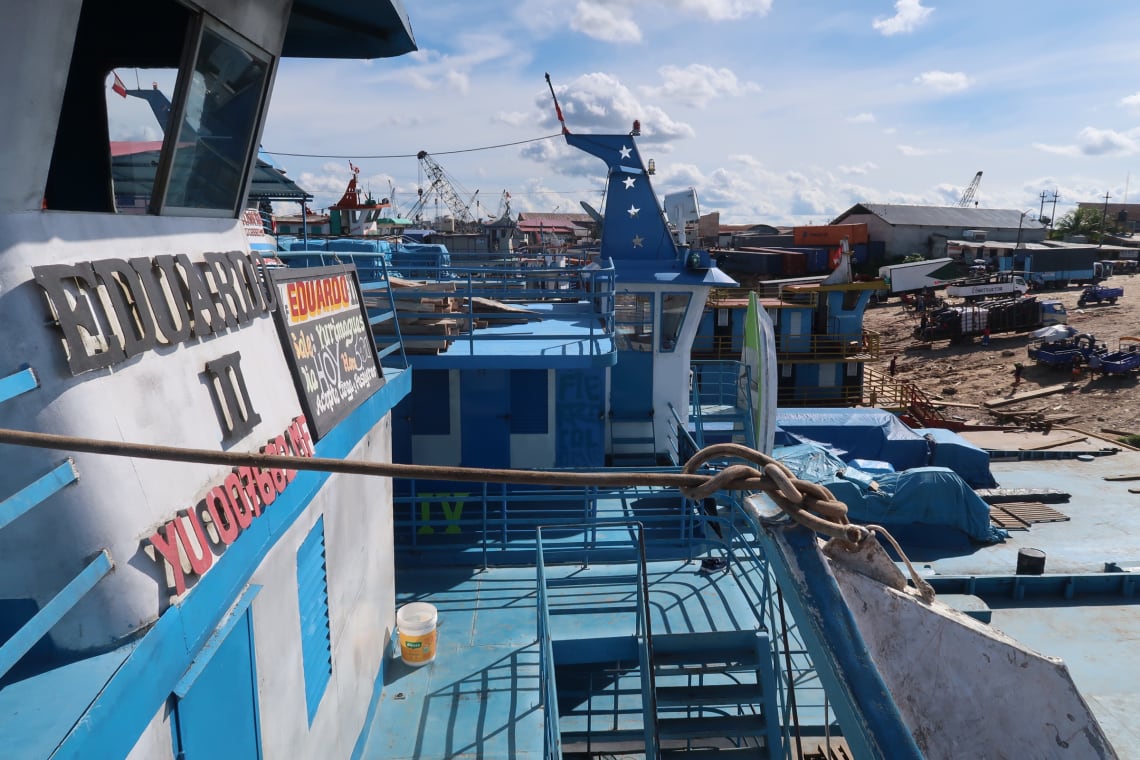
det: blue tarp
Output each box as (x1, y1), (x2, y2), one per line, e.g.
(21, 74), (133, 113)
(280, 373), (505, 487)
(775, 443), (1006, 544)
(775, 408), (997, 489)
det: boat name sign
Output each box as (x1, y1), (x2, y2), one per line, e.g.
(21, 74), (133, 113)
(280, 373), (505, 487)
(33, 251), (277, 375)
(147, 414), (314, 596)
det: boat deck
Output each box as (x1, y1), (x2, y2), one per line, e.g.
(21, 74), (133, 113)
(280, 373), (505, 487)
(359, 561), (766, 760)
(913, 430), (1140, 750)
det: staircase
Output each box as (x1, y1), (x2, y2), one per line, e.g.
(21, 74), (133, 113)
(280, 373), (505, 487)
(537, 523), (779, 758)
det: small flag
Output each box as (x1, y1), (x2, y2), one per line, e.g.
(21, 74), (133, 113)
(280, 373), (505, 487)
(111, 72), (127, 98)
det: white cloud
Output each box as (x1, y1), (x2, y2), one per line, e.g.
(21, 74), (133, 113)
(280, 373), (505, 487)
(914, 70), (972, 93)
(1121, 92), (1140, 108)
(897, 144), (941, 157)
(840, 162), (879, 175)
(571, 3), (642, 43)
(1076, 126), (1138, 156)
(643, 64), (761, 108)
(847, 112), (876, 124)
(539, 72), (695, 141)
(873, 0), (934, 36)
(494, 111), (534, 127)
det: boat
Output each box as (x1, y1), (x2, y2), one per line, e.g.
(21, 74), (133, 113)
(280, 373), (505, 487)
(0, 2), (417, 757)
(1, 4), (1132, 758)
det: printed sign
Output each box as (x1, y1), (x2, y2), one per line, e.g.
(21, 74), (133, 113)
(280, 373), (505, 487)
(269, 265), (384, 439)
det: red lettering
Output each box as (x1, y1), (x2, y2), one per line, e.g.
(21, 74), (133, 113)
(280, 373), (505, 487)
(205, 488), (241, 544)
(149, 520), (188, 596)
(293, 416), (314, 457)
(261, 438), (289, 491)
(238, 466), (263, 514)
(216, 482), (252, 530)
(274, 434), (297, 483)
(225, 471), (260, 519)
(172, 508), (213, 575)
(255, 468), (278, 506)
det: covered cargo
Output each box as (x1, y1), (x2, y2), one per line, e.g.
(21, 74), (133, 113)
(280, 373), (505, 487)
(917, 296), (1067, 343)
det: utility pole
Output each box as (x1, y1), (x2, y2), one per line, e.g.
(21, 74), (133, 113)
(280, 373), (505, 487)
(1049, 190), (1059, 230)
(1100, 191), (1111, 246)
(1038, 190), (1047, 221)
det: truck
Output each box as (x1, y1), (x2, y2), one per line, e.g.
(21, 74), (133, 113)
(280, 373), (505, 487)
(946, 272), (1029, 301)
(1077, 283), (1124, 306)
(1000, 248), (1099, 289)
(1027, 333), (1106, 368)
(915, 296), (1068, 344)
(1087, 338), (1140, 376)
(878, 257), (957, 296)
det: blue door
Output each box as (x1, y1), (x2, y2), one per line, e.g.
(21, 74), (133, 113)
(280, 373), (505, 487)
(460, 369), (510, 467)
(175, 608), (261, 758)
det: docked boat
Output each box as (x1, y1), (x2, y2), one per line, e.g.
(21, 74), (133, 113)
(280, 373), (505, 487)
(0, 3), (1131, 758)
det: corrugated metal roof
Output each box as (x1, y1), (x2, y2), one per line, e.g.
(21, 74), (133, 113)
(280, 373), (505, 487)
(834, 204), (1043, 229)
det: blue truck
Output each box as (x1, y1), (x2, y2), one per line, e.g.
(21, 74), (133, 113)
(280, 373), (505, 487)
(1028, 333), (1106, 368)
(1000, 248), (1100, 289)
(1077, 284), (1124, 306)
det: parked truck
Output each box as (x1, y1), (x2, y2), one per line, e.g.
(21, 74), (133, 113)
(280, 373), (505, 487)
(1000, 248), (1099, 289)
(1077, 284), (1124, 306)
(915, 296), (1068, 343)
(878, 257), (957, 297)
(946, 272), (1029, 301)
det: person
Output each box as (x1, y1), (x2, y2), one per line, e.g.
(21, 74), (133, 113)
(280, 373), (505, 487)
(1013, 362), (1023, 386)
(982, 326), (990, 346)
(888, 356), (897, 376)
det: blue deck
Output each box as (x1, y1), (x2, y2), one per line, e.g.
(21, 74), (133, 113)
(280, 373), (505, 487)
(361, 560), (764, 759)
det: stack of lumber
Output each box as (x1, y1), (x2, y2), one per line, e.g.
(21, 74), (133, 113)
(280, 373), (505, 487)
(365, 276), (540, 355)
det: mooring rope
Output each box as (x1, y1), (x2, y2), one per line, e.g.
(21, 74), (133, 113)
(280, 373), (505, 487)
(0, 427), (935, 597)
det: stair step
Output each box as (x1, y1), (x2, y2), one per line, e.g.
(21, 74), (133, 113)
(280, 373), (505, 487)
(661, 746), (769, 759)
(545, 573), (641, 588)
(560, 727), (646, 754)
(659, 713), (767, 740)
(549, 604), (639, 615)
(656, 682), (766, 708)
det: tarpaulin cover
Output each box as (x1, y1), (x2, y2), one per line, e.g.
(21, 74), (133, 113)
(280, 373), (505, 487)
(775, 408), (997, 488)
(776, 443), (1006, 544)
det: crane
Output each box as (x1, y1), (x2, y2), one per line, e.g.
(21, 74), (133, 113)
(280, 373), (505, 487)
(406, 150), (479, 227)
(957, 171), (983, 207)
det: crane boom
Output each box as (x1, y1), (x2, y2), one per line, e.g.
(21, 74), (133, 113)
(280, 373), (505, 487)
(407, 150), (478, 226)
(957, 171), (983, 207)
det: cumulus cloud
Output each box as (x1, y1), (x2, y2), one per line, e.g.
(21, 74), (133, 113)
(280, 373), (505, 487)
(897, 144), (941, 157)
(1033, 127), (1140, 158)
(1121, 92), (1140, 108)
(543, 0), (773, 43)
(840, 161), (879, 175)
(873, 0), (934, 36)
(847, 112), (876, 124)
(914, 70), (971, 93)
(537, 72), (695, 142)
(642, 64), (761, 108)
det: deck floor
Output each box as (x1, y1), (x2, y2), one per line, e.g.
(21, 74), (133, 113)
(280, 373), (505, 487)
(359, 561), (764, 760)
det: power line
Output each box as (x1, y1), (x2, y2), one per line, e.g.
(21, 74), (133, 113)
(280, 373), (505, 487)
(265, 133), (564, 160)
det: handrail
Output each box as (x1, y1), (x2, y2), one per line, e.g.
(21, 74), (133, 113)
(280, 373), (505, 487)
(535, 527), (563, 760)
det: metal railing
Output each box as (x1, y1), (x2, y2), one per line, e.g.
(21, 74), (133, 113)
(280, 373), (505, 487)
(692, 330), (880, 362)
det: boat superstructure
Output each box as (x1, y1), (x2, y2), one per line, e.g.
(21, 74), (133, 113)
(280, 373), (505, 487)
(0, 2), (416, 757)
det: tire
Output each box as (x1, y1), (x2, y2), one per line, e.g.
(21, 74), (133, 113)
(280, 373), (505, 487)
(1109, 298), (1117, 304)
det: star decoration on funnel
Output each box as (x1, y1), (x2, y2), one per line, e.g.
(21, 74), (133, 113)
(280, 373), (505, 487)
(628, 205), (640, 218)
(623, 176), (636, 190)
(619, 145), (632, 160)
(632, 235), (644, 248)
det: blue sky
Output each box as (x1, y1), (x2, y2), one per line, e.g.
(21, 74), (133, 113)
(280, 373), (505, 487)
(257, 0), (1140, 226)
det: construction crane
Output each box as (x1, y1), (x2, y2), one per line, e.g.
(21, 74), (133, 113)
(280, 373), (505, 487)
(957, 171), (983, 207)
(406, 150), (479, 227)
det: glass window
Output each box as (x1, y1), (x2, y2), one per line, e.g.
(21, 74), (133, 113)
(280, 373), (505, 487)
(614, 293), (654, 352)
(659, 293), (691, 352)
(163, 25), (270, 215)
(106, 70), (179, 214)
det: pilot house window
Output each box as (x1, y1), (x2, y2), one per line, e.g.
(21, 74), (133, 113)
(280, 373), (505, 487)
(47, 0), (272, 217)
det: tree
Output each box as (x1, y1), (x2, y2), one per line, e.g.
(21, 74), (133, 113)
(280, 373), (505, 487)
(1052, 207), (1108, 242)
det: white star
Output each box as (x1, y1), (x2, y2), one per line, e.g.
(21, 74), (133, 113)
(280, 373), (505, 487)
(632, 235), (644, 248)
(619, 145), (632, 160)
(622, 176), (635, 190)
(628, 205), (640, 218)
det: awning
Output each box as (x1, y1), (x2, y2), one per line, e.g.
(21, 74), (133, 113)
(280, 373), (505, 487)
(284, 1), (417, 59)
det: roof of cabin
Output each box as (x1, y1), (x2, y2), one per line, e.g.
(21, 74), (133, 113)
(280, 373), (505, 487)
(284, 1), (417, 58)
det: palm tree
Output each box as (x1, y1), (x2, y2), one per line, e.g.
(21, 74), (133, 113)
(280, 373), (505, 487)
(1052, 207), (1107, 241)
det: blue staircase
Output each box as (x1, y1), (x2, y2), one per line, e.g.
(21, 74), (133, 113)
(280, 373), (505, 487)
(537, 522), (779, 758)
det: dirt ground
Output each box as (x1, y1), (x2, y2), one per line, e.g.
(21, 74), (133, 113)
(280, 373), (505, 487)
(862, 272), (1140, 435)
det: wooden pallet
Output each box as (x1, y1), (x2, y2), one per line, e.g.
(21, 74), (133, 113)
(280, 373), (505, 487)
(989, 501), (1070, 530)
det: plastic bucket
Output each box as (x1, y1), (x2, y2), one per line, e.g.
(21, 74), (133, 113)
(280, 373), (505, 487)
(396, 602), (438, 666)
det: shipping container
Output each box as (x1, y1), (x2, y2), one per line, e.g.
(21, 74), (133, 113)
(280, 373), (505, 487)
(781, 251), (807, 276)
(800, 247), (830, 273)
(792, 223), (870, 248)
(714, 249), (783, 275)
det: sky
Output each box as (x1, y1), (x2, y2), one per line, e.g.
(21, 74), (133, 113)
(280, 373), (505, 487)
(254, 0), (1140, 227)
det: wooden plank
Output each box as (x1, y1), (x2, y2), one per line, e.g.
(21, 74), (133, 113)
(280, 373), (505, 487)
(984, 383), (1074, 408)
(1104, 474), (1140, 482)
(931, 400), (981, 409)
(1102, 427), (1140, 438)
(1020, 435), (1088, 451)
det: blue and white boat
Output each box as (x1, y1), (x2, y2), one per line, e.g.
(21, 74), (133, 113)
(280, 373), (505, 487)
(0, 2), (1131, 758)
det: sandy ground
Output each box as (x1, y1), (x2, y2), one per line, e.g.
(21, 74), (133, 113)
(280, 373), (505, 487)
(862, 272), (1140, 434)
